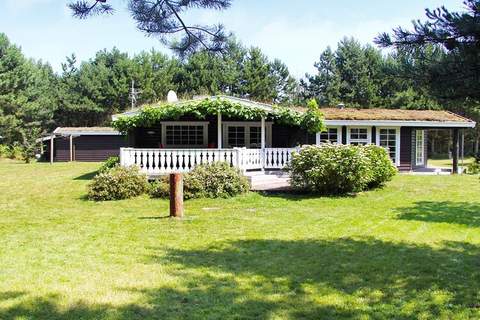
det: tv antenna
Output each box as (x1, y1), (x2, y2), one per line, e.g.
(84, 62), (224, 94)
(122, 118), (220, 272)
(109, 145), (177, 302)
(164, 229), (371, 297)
(129, 80), (142, 110)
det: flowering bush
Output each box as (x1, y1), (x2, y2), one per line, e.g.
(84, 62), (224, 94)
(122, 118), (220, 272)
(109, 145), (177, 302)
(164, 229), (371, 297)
(87, 166), (148, 201)
(98, 156), (120, 173)
(287, 144), (396, 195)
(363, 145), (398, 188)
(149, 162), (249, 199)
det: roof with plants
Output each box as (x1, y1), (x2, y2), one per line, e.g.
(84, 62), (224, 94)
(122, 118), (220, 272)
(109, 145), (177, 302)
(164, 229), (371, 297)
(302, 107), (474, 123)
(111, 96), (325, 134)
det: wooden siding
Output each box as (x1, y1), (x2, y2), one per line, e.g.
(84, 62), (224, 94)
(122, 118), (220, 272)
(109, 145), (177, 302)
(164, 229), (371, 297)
(272, 124), (314, 147)
(399, 127), (412, 171)
(52, 135), (128, 162)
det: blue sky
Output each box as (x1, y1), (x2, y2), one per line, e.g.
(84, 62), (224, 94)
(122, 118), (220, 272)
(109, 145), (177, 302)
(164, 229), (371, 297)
(0, 0), (464, 78)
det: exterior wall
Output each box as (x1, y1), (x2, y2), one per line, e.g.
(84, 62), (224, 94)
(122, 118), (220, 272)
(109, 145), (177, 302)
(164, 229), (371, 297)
(272, 124), (315, 147)
(399, 127), (413, 171)
(130, 117), (315, 149)
(49, 135), (128, 162)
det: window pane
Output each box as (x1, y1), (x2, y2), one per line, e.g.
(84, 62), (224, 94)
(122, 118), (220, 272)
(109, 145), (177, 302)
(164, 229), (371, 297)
(379, 128), (397, 163)
(165, 125), (204, 146)
(228, 126), (246, 147)
(321, 128), (338, 143)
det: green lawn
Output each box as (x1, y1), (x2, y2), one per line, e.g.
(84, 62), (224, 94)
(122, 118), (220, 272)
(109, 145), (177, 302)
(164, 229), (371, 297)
(428, 157), (474, 168)
(1, 159), (480, 319)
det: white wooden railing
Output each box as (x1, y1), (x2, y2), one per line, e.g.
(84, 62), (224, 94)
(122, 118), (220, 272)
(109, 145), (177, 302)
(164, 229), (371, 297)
(120, 147), (297, 175)
(264, 148), (296, 169)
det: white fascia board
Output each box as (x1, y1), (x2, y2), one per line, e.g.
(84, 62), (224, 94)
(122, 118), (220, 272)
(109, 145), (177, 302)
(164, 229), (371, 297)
(53, 128), (122, 136)
(324, 120), (476, 128)
(58, 132), (122, 136)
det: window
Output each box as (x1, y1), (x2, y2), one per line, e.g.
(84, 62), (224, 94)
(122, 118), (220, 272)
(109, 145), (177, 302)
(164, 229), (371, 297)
(228, 126), (246, 147)
(223, 122), (272, 148)
(249, 126), (261, 148)
(348, 128), (370, 145)
(161, 122), (207, 147)
(320, 128), (338, 143)
(379, 128), (398, 164)
(416, 130), (424, 165)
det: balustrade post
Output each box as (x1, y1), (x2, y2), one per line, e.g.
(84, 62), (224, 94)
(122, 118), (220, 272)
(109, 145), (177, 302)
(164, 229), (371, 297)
(119, 148), (124, 166)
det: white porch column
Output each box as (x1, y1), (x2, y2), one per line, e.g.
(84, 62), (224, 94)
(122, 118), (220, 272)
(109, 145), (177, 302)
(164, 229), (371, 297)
(261, 116), (266, 149)
(217, 112), (222, 149)
(69, 135), (73, 162)
(261, 116), (266, 171)
(315, 133), (321, 145)
(50, 135), (54, 164)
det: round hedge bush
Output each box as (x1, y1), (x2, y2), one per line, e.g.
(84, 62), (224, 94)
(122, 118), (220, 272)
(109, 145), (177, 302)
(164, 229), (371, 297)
(363, 145), (398, 188)
(88, 166), (149, 201)
(287, 144), (397, 195)
(149, 162), (249, 199)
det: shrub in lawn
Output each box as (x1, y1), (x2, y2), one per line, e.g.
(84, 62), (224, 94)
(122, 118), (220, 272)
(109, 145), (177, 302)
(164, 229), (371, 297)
(87, 166), (148, 201)
(98, 156), (120, 173)
(149, 177), (170, 198)
(0, 144), (23, 160)
(0, 145), (9, 158)
(287, 144), (372, 195)
(467, 160), (480, 174)
(363, 145), (397, 188)
(184, 162), (250, 199)
(149, 163), (249, 199)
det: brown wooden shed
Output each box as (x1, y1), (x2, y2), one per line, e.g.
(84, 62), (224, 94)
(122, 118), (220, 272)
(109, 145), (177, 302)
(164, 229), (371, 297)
(44, 127), (128, 162)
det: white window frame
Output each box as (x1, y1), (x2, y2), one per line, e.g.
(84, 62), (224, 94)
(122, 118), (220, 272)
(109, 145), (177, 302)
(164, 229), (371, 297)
(317, 126), (342, 145)
(222, 121), (272, 148)
(161, 121), (209, 148)
(347, 127), (371, 145)
(415, 130), (425, 166)
(376, 127), (401, 167)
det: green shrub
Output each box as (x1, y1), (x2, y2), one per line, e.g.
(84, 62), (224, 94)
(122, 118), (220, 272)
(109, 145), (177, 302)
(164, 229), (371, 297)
(363, 145), (398, 188)
(183, 162), (249, 199)
(0, 145), (23, 160)
(149, 163), (249, 199)
(467, 161), (480, 174)
(0, 145), (10, 158)
(99, 156), (120, 173)
(87, 166), (148, 201)
(10, 145), (23, 160)
(287, 144), (372, 195)
(149, 178), (170, 198)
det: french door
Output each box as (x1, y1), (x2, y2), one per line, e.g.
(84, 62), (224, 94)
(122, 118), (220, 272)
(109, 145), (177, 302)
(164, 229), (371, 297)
(377, 128), (400, 166)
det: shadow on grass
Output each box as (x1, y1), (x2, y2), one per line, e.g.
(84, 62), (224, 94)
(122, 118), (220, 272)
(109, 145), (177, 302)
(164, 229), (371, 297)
(74, 171), (98, 181)
(0, 291), (25, 300)
(257, 190), (357, 201)
(2, 238), (480, 319)
(396, 201), (480, 228)
(138, 216), (171, 220)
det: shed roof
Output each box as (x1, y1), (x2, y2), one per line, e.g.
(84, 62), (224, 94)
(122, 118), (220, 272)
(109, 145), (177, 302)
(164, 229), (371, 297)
(53, 127), (122, 136)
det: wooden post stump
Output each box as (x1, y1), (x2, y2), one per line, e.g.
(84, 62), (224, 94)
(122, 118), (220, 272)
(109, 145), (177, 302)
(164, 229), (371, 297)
(170, 173), (184, 218)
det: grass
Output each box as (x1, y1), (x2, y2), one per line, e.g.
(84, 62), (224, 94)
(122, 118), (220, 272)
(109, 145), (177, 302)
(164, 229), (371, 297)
(1, 159), (480, 319)
(428, 157), (474, 168)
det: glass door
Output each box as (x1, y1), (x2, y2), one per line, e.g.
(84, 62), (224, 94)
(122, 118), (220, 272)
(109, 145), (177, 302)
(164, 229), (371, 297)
(378, 128), (399, 165)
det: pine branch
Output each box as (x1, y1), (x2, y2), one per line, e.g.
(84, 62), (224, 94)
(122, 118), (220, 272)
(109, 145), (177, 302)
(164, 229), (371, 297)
(68, 0), (232, 56)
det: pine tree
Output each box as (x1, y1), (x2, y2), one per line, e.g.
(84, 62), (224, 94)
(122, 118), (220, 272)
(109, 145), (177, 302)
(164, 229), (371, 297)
(68, 0), (232, 57)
